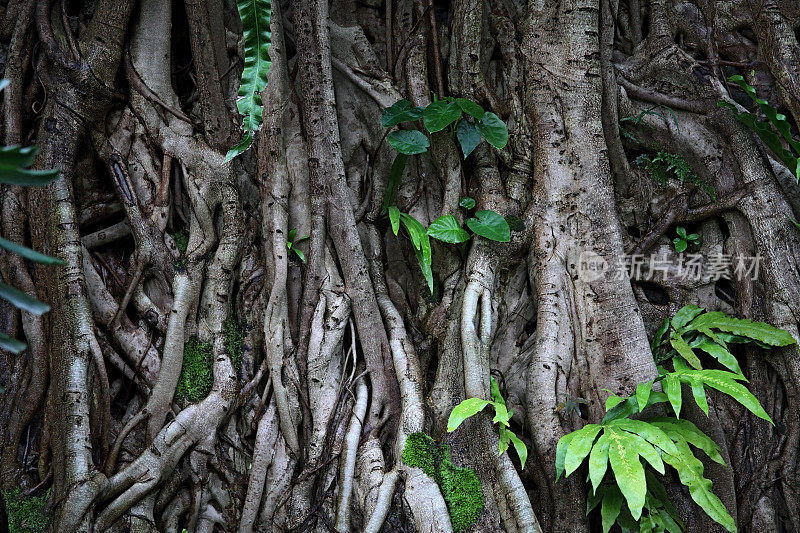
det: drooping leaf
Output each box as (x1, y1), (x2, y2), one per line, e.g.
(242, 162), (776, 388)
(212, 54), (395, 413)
(674, 369), (772, 422)
(0, 236), (64, 265)
(388, 206), (400, 235)
(564, 424), (603, 476)
(662, 441), (736, 532)
(455, 98), (484, 119)
(556, 431), (578, 479)
(662, 374), (682, 418)
(588, 433), (610, 493)
(456, 119), (481, 158)
(670, 334), (702, 370)
(427, 215), (470, 243)
(507, 430), (528, 468)
(499, 426), (511, 455)
(695, 339), (742, 375)
(686, 312), (796, 347)
(0, 282), (50, 315)
(606, 428), (647, 520)
(476, 112), (508, 149)
(652, 317), (670, 351)
(466, 210), (510, 242)
(0, 146), (60, 186)
(229, 0), (272, 159)
(382, 153), (408, 211)
(647, 417), (725, 465)
(600, 486), (624, 533)
(645, 471), (684, 530)
(224, 132), (253, 163)
(381, 100), (424, 127)
(388, 130), (430, 155)
(447, 397), (491, 432)
(400, 213), (433, 293)
(0, 332), (26, 354)
(691, 379), (709, 415)
(423, 100), (462, 132)
(636, 381), (652, 413)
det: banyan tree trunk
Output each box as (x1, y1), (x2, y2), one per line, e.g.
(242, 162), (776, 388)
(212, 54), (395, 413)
(1, 0), (800, 531)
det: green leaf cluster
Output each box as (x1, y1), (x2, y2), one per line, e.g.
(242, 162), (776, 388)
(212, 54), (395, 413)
(380, 97), (512, 294)
(447, 377), (527, 469)
(0, 81), (63, 353)
(176, 337), (214, 403)
(401, 432), (483, 531)
(286, 228), (309, 263)
(225, 0), (272, 162)
(2, 488), (51, 533)
(382, 97), (508, 158)
(651, 304), (795, 374)
(672, 226), (699, 253)
(636, 150), (715, 201)
(719, 74), (800, 181)
(387, 200), (511, 294)
(558, 306), (796, 533)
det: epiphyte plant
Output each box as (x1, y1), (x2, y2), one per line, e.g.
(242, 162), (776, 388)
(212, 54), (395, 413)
(381, 96), (512, 293)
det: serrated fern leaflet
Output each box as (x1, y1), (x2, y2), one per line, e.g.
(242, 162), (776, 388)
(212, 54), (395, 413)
(226, 0), (271, 162)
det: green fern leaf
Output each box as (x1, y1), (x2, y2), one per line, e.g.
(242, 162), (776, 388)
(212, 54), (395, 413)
(675, 369), (772, 422)
(686, 312), (796, 347)
(588, 433), (610, 493)
(646, 417), (725, 465)
(228, 0), (272, 161)
(662, 440), (736, 532)
(564, 424), (602, 476)
(606, 428), (647, 520)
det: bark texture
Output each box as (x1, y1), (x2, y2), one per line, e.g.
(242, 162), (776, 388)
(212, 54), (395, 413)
(1, 0), (800, 531)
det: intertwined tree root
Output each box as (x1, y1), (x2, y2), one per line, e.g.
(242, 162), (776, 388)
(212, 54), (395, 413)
(1, 0), (800, 531)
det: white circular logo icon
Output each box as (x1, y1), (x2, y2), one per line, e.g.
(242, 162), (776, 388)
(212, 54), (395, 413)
(576, 251), (608, 282)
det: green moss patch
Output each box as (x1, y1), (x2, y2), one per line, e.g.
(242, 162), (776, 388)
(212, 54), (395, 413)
(2, 488), (51, 533)
(402, 432), (483, 531)
(176, 337), (213, 403)
(224, 316), (243, 375)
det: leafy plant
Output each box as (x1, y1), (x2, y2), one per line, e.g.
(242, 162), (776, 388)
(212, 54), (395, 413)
(381, 97), (512, 293)
(0, 81), (63, 354)
(650, 304), (795, 373)
(447, 377), (527, 469)
(719, 74), (800, 181)
(636, 150), (715, 201)
(286, 228), (309, 263)
(557, 306), (796, 532)
(225, 0), (272, 162)
(672, 226), (699, 253)
(402, 432), (483, 531)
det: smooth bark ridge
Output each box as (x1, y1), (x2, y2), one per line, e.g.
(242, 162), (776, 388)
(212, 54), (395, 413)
(0, 0), (799, 531)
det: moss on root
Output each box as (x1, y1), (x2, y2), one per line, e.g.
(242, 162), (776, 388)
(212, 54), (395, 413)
(175, 337), (213, 403)
(402, 432), (483, 531)
(224, 315), (243, 376)
(2, 488), (51, 533)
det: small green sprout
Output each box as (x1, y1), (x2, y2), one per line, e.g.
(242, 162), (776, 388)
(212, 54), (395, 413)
(287, 228), (309, 263)
(672, 226), (699, 253)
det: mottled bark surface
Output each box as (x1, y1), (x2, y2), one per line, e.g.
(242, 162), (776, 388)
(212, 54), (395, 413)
(1, 0), (800, 531)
